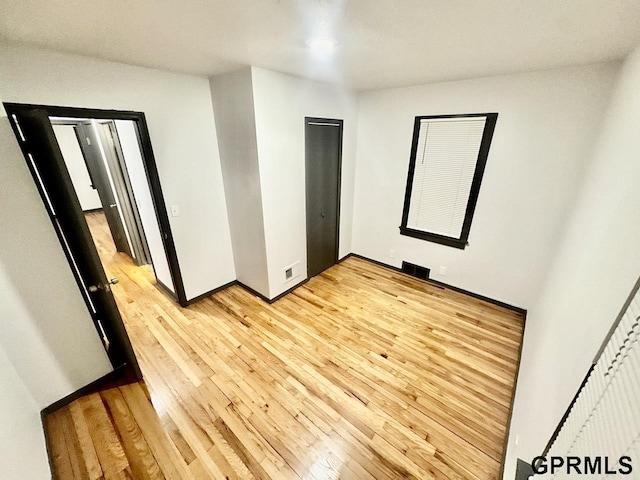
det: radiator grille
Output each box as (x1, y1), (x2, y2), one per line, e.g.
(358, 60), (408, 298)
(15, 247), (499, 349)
(401, 261), (430, 280)
(539, 280), (640, 478)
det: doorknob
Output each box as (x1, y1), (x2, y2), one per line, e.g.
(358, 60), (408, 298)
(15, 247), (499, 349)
(88, 277), (118, 293)
(109, 203), (117, 208)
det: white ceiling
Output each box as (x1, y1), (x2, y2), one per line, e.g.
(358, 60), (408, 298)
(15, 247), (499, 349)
(1, 0), (639, 91)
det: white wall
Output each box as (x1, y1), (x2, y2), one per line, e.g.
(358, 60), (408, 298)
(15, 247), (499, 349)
(53, 124), (102, 211)
(352, 63), (620, 309)
(251, 67), (358, 298)
(0, 345), (51, 479)
(210, 68), (270, 297)
(504, 45), (640, 478)
(115, 120), (173, 291)
(0, 44), (235, 300)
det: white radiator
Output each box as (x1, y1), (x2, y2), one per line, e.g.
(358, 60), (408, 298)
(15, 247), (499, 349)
(537, 280), (640, 478)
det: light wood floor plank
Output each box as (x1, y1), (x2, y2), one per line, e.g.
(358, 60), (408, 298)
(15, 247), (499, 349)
(100, 388), (164, 480)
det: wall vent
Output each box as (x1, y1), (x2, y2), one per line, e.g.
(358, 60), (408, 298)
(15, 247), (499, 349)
(401, 261), (430, 280)
(284, 261), (301, 282)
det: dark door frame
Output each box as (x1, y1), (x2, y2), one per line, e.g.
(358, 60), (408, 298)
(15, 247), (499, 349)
(5, 105), (141, 383)
(304, 116), (343, 276)
(98, 120), (153, 267)
(4, 102), (189, 306)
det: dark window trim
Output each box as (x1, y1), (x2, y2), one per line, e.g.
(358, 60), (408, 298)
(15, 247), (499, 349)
(399, 112), (498, 250)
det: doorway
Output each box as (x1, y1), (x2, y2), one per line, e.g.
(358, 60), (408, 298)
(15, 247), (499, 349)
(52, 119), (152, 267)
(305, 117), (343, 278)
(4, 103), (185, 381)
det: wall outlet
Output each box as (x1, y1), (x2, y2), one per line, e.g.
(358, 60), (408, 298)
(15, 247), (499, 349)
(389, 249), (396, 259)
(515, 434), (520, 446)
(439, 266), (447, 276)
(284, 261), (301, 282)
(170, 204), (180, 217)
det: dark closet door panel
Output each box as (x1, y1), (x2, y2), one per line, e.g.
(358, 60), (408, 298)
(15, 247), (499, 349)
(305, 118), (343, 278)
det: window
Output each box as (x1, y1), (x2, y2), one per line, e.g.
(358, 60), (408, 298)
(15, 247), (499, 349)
(399, 113), (498, 249)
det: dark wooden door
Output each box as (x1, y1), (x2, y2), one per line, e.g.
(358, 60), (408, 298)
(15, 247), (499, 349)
(6, 106), (141, 379)
(305, 117), (343, 278)
(97, 121), (152, 266)
(76, 122), (132, 256)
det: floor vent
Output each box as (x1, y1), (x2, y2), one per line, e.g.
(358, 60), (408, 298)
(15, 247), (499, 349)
(401, 261), (430, 280)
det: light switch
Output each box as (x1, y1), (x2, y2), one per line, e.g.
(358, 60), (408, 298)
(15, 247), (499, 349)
(170, 204), (180, 217)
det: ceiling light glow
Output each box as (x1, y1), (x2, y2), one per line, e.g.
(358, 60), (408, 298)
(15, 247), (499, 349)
(306, 36), (338, 54)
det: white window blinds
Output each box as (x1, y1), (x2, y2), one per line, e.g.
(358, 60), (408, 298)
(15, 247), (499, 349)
(406, 117), (487, 238)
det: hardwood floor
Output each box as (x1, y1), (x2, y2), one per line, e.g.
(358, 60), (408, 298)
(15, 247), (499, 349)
(44, 210), (524, 479)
